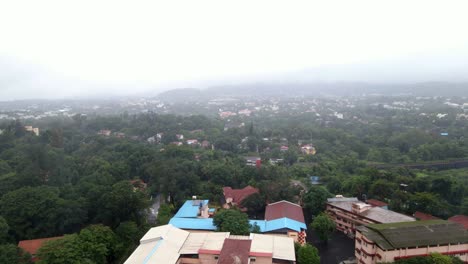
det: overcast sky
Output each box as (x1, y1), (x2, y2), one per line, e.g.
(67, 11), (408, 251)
(1, 0), (468, 100)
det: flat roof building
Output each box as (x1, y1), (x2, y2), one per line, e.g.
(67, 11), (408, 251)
(124, 225), (296, 264)
(355, 220), (468, 264)
(326, 196), (415, 235)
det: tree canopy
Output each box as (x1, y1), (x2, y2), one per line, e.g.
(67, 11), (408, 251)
(311, 213), (336, 242)
(212, 209), (251, 235)
(297, 243), (320, 264)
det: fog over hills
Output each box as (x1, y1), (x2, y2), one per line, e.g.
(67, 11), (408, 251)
(156, 82), (468, 102)
(2, 53), (468, 101)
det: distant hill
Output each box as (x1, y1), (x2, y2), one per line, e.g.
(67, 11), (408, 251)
(156, 82), (468, 102)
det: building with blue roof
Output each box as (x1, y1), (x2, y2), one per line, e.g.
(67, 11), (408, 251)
(173, 200), (209, 218)
(169, 217), (217, 231)
(169, 199), (308, 243)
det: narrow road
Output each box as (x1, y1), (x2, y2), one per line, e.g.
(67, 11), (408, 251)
(148, 194), (161, 223)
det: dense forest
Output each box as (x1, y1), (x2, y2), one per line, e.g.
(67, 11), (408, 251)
(0, 98), (467, 263)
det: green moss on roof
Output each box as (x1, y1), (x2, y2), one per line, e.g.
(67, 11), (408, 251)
(358, 220), (468, 250)
(367, 220), (447, 230)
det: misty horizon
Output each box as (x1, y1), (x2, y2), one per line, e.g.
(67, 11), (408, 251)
(1, 1), (468, 100)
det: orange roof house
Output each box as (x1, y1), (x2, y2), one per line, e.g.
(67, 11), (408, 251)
(265, 200), (305, 224)
(414, 211), (440, 221)
(18, 236), (63, 261)
(223, 186), (259, 208)
(448, 215), (468, 229)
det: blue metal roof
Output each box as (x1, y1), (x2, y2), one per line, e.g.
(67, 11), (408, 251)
(173, 200), (209, 218)
(170, 200), (306, 233)
(264, 217), (307, 232)
(249, 220), (267, 232)
(169, 217), (217, 230)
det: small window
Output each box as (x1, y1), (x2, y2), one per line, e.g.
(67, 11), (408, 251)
(214, 256), (219, 260)
(250, 257), (256, 262)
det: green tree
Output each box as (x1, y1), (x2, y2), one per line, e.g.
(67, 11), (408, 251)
(37, 225), (119, 264)
(0, 216), (10, 243)
(115, 221), (140, 246)
(37, 235), (91, 264)
(283, 148), (298, 166)
(303, 187), (333, 218)
(369, 179), (397, 201)
(0, 160), (12, 175)
(0, 186), (76, 239)
(297, 243), (320, 264)
(156, 204), (174, 225)
(311, 213), (335, 242)
(408, 192), (449, 218)
(0, 244), (32, 264)
(213, 209), (251, 235)
(100, 181), (150, 227)
(429, 253), (453, 264)
(240, 192), (265, 219)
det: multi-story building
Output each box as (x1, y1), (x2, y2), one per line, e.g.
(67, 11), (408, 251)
(124, 224), (296, 264)
(326, 196), (415, 235)
(355, 220), (468, 264)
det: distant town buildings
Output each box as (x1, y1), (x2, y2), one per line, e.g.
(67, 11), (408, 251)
(201, 140), (211, 149)
(147, 133), (163, 144)
(269, 158), (284, 165)
(280, 145), (289, 152)
(219, 111), (237, 119)
(186, 139), (199, 146)
(114, 132), (125, 138)
(245, 156), (261, 167)
(355, 220), (468, 264)
(309, 176), (321, 185)
(238, 109), (252, 116)
(300, 144), (316, 155)
(97, 129), (112, 136)
(223, 121), (245, 131)
(24, 126), (40, 136)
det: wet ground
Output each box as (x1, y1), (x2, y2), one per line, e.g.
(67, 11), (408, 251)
(308, 231), (355, 264)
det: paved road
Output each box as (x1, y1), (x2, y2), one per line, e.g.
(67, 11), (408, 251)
(148, 194), (161, 223)
(308, 231), (355, 264)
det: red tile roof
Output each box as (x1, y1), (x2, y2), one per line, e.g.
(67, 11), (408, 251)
(366, 199), (388, 207)
(265, 200), (305, 224)
(448, 215), (468, 229)
(414, 211), (440, 221)
(18, 236), (63, 256)
(218, 239), (252, 264)
(223, 186), (259, 205)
